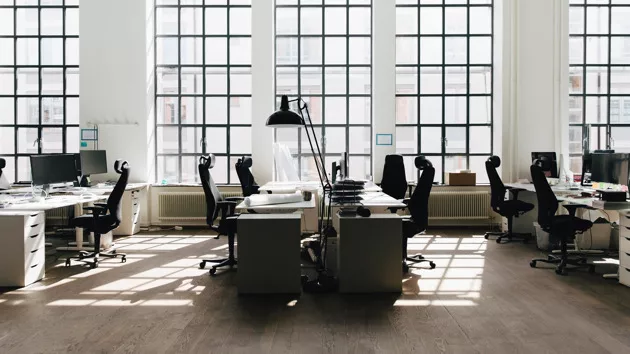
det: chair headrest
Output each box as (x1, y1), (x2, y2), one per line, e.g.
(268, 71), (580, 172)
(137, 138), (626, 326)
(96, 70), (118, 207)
(487, 155), (501, 168)
(533, 157), (552, 171)
(415, 156), (432, 170)
(385, 154), (403, 164)
(0, 158), (5, 169)
(114, 160), (129, 174)
(238, 156), (253, 169)
(200, 154), (216, 169)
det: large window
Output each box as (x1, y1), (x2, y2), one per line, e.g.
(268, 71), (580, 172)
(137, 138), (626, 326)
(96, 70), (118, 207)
(0, 0), (80, 183)
(155, 0), (252, 184)
(395, 0), (493, 183)
(275, 0), (372, 181)
(569, 0), (630, 173)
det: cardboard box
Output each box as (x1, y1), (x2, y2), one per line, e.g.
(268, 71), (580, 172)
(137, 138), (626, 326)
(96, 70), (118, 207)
(446, 172), (476, 186)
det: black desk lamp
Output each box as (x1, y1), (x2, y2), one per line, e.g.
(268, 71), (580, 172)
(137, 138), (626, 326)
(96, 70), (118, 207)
(267, 95), (337, 292)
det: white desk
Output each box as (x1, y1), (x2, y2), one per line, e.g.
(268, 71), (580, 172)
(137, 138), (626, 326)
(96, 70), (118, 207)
(259, 181), (382, 194)
(235, 198), (316, 212)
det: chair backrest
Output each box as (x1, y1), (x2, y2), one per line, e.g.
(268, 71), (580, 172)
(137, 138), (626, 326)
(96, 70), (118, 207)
(381, 154), (408, 199)
(235, 156), (259, 197)
(486, 156), (506, 212)
(0, 157), (5, 178)
(408, 156), (435, 230)
(199, 154), (222, 225)
(530, 161), (558, 229)
(107, 160), (129, 227)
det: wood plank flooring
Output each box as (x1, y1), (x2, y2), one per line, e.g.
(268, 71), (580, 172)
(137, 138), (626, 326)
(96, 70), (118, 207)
(1, 228), (629, 354)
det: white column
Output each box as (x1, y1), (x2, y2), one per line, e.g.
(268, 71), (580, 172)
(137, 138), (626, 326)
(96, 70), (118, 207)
(371, 0), (397, 182)
(250, 0), (275, 184)
(79, 0), (152, 182)
(505, 0), (568, 180)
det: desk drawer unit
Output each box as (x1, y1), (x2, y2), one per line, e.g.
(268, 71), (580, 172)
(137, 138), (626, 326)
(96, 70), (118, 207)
(113, 189), (142, 236)
(619, 210), (630, 287)
(0, 211), (46, 287)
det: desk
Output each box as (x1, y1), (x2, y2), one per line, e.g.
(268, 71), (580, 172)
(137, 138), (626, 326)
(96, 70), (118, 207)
(235, 198), (316, 212)
(259, 181), (382, 194)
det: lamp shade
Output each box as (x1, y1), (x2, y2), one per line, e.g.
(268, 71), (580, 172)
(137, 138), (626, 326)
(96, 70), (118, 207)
(266, 95), (304, 128)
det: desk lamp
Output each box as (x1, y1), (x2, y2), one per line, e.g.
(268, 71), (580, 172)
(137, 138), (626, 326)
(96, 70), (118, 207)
(267, 95), (337, 292)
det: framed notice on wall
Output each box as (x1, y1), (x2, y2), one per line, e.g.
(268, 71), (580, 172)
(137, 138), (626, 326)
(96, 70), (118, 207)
(376, 134), (393, 146)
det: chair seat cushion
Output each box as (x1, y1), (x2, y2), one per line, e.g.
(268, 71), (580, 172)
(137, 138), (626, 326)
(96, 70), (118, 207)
(542, 215), (593, 242)
(72, 214), (117, 234)
(497, 199), (534, 217)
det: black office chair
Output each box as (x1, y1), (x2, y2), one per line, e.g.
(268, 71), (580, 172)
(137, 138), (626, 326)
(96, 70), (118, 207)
(529, 160), (595, 275)
(381, 154), (408, 200)
(65, 160), (129, 268)
(401, 156), (436, 273)
(484, 156), (535, 244)
(235, 156), (259, 197)
(198, 154), (239, 275)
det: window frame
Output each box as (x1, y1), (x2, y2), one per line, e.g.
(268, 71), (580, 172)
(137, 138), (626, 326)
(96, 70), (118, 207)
(154, 0), (252, 185)
(274, 0), (373, 181)
(394, 0), (494, 183)
(0, 0), (80, 183)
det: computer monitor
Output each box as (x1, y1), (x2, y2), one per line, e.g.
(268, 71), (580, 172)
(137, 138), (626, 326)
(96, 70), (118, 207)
(590, 153), (630, 187)
(581, 150), (615, 186)
(30, 154), (78, 188)
(531, 152), (558, 178)
(78, 150), (108, 186)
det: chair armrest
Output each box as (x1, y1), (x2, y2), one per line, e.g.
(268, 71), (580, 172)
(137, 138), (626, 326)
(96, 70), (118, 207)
(83, 205), (107, 216)
(562, 203), (594, 216)
(506, 187), (526, 199)
(217, 200), (238, 218)
(94, 203), (108, 208)
(224, 197), (244, 202)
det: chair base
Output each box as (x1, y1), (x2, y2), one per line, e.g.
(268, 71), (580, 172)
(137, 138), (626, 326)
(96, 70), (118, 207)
(199, 257), (237, 276)
(403, 254), (436, 273)
(65, 249), (127, 269)
(484, 231), (531, 244)
(529, 254), (595, 276)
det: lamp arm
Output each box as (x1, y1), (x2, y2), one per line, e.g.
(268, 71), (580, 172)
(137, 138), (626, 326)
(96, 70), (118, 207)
(298, 99), (331, 190)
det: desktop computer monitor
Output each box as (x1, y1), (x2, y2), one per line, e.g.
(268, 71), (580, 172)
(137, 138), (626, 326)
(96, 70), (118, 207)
(590, 153), (630, 187)
(338, 152), (348, 180)
(78, 150), (108, 187)
(531, 152), (558, 178)
(30, 154), (78, 188)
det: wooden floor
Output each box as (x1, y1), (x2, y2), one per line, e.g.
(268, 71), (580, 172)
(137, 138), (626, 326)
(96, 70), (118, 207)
(1, 228), (630, 354)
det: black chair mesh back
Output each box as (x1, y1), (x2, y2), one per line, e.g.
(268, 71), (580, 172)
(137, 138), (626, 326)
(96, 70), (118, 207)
(235, 156), (257, 197)
(199, 155), (222, 225)
(107, 160), (129, 227)
(381, 154), (408, 199)
(530, 163), (558, 229)
(408, 157), (435, 231)
(485, 156), (506, 212)
(0, 157), (5, 178)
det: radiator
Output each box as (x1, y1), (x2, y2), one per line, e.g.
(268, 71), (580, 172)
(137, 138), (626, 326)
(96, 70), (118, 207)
(46, 206), (73, 227)
(428, 190), (492, 226)
(155, 191), (242, 226)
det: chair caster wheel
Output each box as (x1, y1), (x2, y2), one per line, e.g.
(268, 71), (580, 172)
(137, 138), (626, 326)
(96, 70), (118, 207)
(121, 256), (126, 263)
(484, 234), (489, 240)
(530, 261), (536, 268)
(214, 235), (220, 240)
(429, 262), (436, 269)
(555, 267), (566, 275)
(496, 238), (501, 244)
(209, 268), (217, 276)
(199, 261), (206, 269)
(65, 259), (71, 267)
(90, 262), (98, 269)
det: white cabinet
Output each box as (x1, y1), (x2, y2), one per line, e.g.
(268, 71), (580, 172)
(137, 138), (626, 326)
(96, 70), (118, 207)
(113, 188), (142, 236)
(618, 209), (630, 287)
(0, 211), (46, 287)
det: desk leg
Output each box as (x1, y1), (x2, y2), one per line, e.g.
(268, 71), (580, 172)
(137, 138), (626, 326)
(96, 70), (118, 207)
(56, 202), (93, 252)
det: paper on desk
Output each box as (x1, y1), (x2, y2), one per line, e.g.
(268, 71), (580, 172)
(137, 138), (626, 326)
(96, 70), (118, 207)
(243, 191), (303, 207)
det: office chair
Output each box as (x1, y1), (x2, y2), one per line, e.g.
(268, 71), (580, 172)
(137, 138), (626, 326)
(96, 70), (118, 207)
(198, 154), (240, 275)
(401, 156), (436, 273)
(65, 160), (129, 269)
(529, 160), (595, 275)
(381, 154), (408, 200)
(0, 158), (9, 189)
(484, 156), (535, 243)
(235, 156), (259, 197)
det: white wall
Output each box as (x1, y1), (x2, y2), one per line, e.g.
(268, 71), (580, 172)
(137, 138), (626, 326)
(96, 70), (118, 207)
(508, 0), (568, 180)
(79, 0), (153, 183)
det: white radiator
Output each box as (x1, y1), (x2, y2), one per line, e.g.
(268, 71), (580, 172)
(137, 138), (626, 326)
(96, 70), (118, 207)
(428, 190), (493, 226)
(153, 190), (242, 226)
(45, 206), (73, 227)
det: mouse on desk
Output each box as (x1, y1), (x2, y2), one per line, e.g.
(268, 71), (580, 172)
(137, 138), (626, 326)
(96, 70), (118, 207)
(581, 191), (594, 198)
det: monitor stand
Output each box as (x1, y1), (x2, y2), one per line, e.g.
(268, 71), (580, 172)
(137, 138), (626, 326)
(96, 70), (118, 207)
(80, 175), (92, 187)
